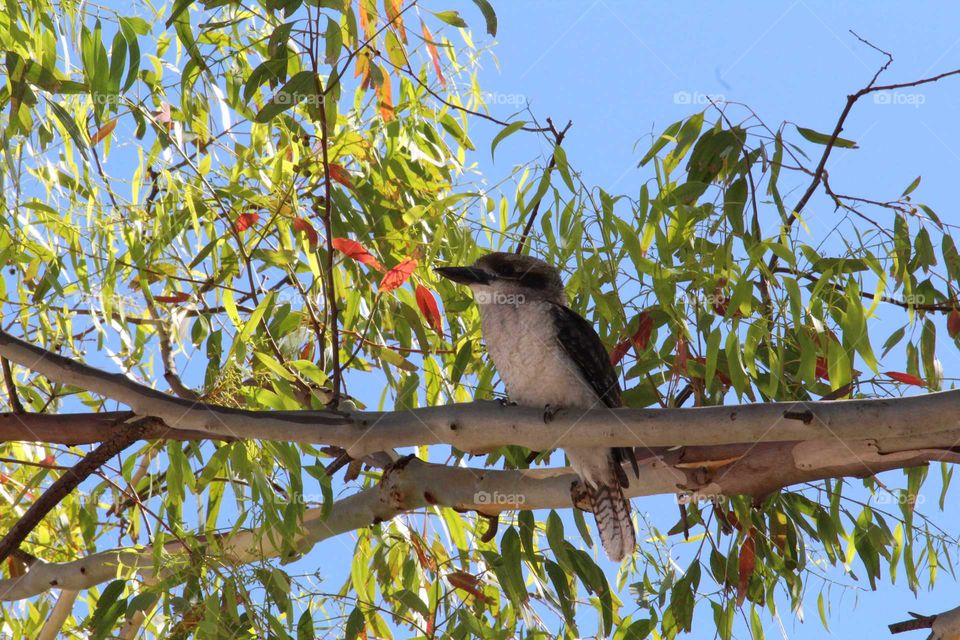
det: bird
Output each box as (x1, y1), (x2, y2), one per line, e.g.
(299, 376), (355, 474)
(435, 252), (639, 562)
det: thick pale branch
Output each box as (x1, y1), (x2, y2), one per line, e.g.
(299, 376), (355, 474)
(890, 605), (960, 637)
(0, 412), (228, 445)
(0, 440), (955, 601)
(2, 331), (960, 453)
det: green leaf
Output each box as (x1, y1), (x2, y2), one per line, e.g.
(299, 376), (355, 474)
(724, 177), (747, 234)
(325, 17), (343, 64)
(795, 125), (858, 149)
(491, 120), (526, 161)
(901, 175), (921, 197)
(470, 0), (498, 36)
(297, 609), (315, 640)
(254, 70), (318, 123)
(47, 100), (89, 160)
(639, 119), (683, 167)
(431, 10), (468, 28)
(344, 606), (364, 640)
(90, 580), (127, 639)
(238, 291), (274, 343)
(165, 0), (196, 27)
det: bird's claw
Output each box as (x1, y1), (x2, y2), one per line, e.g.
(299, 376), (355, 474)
(543, 403), (561, 423)
(497, 397), (517, 407)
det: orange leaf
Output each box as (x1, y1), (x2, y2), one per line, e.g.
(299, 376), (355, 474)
(949, 308), (960, 338)
(421, 20), (446, 88)
(155, 292), (191, 304)
(673, 337), (689, 378)
(386, 0), (407, 42)
(292, 218), (319, 247)
(90, 118), (117, 145)
(358, 0), (374, 37)
(234, 212), (260, 232)
(376, 66), (395, 121)
(332, 237), (384, 271)
(328, 163), (353, 188)
(379, 258), (417, 292)
(886, 371), (925, 386)
(737, 534), (756, 606)
(415, 285), (443, 334)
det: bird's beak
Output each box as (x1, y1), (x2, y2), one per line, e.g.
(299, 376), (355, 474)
(433, 266), (494, 285)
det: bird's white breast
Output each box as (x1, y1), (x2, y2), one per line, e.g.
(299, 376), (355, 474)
(477, 299), (599, 409)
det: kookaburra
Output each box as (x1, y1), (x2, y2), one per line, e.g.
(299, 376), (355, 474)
(436, 252), (639, 562)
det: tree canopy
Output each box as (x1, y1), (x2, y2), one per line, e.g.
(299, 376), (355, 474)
(2, 0), (960, 638)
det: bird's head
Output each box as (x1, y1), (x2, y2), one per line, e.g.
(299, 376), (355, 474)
(434, 252), (566, 306)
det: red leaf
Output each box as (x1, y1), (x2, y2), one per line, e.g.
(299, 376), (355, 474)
(379, 258), (417, 292)
(90, 118), (117, 146)
(328, 163), (353, 188)
(421, 20), (446, 88)
(234, 212), (260, 232)
(609, 339), (631, 365)
(415, 285), (443, 334)
(633, 311), (654, 350)
(300, 342), (315, 361)
(691, 356), (732, 386)
(949, 308), (960, 338)
(611, 311), (655, 365)
(886, 371), (925, 386)
(447, 571), (487, 602)
(737, 534), (756, 606)
(332, 237), (384, 271)
(815, 357), (830, 381)
(292, 218), (318, 247)
(155, 292), (191, 304)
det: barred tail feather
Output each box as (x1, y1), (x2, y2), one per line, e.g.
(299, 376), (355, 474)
(587, 482), (635, 562)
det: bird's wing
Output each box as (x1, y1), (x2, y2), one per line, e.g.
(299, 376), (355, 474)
(549, 303), (639, 482)
(549, 303), (622, 408)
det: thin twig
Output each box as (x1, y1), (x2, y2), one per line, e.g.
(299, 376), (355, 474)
(515, 118), (573, 254)
(1, 357), (24, 414)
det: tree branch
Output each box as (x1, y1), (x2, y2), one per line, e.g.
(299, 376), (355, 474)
(2, 329), (960, 455)
(0, 417), (159, 564)
(515, 117), (572, 254)
(0, 411), (228, 445)
(890, 605), (960, 636)
(0, 440), (955, 601)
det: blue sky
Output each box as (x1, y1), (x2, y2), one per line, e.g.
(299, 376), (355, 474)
(437, 2), (960, 638)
